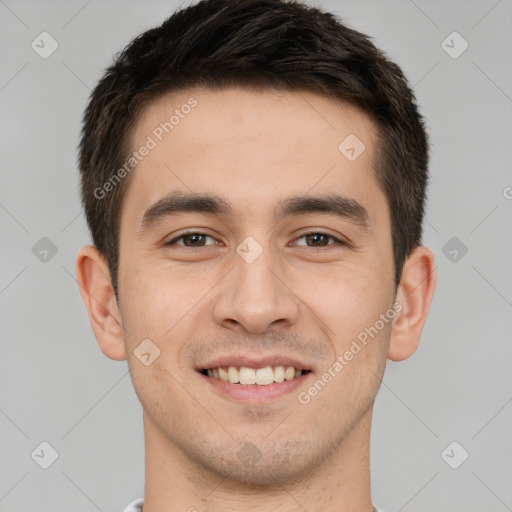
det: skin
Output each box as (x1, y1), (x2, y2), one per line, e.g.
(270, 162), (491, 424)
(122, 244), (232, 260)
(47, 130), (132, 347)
(76, 87), (436, 511)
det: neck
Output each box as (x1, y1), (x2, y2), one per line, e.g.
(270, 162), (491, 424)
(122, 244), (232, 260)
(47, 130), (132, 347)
(142, 408), (375, 512)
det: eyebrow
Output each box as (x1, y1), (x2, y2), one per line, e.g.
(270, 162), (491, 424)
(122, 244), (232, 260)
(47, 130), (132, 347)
(138, 190), (372, 235)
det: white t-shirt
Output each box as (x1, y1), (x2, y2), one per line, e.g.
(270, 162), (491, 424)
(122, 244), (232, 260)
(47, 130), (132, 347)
(123, 498), (386, 511)
(123, 498), (144, 511)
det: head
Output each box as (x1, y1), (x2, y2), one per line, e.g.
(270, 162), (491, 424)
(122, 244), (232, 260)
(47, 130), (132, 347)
(76, 0), (435, 489)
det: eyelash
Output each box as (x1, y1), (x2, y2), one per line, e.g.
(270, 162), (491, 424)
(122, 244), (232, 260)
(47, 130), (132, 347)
(165, 231), (347, 248)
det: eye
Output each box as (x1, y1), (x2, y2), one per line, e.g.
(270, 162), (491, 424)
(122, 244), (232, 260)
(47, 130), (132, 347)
(293, 232), (346, 247)
(165, 232), (218, 247)
(164, 231), (346, 249)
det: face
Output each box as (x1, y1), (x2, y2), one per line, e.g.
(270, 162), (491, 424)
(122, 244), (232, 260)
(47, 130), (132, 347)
(117, 87), (396, 485)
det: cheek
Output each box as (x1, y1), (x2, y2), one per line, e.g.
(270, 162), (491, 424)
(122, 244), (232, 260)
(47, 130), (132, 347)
(120, 262), (199, 335)
(296, 260), (392, 337)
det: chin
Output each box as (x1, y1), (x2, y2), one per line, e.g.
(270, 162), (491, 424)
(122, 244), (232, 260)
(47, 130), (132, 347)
(189, 437), (327, 488)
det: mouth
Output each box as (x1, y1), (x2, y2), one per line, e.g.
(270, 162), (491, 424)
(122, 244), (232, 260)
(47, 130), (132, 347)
(199, 365), (312, 385)
(196, 358), (314, 404)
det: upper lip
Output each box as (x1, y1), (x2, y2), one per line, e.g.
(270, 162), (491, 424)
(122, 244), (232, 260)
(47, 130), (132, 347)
(197, 353), (314, 372)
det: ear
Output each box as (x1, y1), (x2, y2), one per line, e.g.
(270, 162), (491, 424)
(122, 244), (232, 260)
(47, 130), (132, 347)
(75, 245), (126, 361)
(388, 245), (436, 361)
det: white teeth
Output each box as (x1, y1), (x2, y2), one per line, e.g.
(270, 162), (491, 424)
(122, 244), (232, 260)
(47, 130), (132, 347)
(274, 366), (285, 382)
(255, 366), (274, 385)
(206, 365), (307, 385)
(218, 367), (229, 382)
(284, 366), (295, 381)
(227, 365), (239, 383)
(239, 367), (256, 385)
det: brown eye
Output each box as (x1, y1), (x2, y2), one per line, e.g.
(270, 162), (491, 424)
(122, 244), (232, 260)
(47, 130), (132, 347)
(294, 232), (344, 247)
(166, 233), (216, 247)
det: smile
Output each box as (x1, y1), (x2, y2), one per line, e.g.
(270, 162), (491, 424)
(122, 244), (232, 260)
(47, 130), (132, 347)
(201, 365), (311, 386)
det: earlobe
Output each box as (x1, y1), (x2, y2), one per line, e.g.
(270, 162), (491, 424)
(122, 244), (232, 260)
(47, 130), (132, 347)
(388, 246), (436, 362)
(75, 245), (127, 361)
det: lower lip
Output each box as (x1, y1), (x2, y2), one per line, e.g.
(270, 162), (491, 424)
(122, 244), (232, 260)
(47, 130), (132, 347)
(198, 372), (312, 404)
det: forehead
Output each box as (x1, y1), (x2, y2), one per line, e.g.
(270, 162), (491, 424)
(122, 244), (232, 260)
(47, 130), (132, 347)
(122, 86), (386, 231)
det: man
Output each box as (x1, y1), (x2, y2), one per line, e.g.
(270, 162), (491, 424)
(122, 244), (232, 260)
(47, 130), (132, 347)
(75, 0), (436, 510)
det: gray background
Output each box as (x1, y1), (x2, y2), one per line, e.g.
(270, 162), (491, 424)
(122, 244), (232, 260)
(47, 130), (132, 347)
(1, 0), (511, 511)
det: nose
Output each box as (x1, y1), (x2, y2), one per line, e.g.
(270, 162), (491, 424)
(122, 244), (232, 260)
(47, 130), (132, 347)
(213, 240), (300, 334)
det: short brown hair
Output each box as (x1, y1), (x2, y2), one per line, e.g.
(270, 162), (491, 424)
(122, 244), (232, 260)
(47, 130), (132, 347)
(78, 0), (429, 300)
